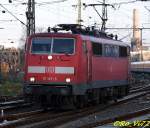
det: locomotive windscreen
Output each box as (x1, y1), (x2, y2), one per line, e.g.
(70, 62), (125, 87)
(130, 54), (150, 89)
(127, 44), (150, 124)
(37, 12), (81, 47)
(31, 38), (74, 54)
(31, 38), (52, 54)
(53, 38), (74, 54)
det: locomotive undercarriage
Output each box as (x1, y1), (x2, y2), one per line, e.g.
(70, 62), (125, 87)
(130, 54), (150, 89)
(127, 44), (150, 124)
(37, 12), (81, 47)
(24, 84), (129, 109)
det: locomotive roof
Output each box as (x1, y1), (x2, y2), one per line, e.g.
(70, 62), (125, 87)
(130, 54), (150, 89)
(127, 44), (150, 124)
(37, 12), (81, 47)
(29, 24), (129, 47)
(81, 35), (129, 47)
(30, 32), (129, 47)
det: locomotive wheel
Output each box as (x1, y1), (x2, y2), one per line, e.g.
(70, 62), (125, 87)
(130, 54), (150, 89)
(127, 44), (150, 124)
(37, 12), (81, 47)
(93, 89), (100, 105)
(125, 85), (130, 95)
(74, 95), (87, 109)
(68, 96), (74, 107)
(51, 95), (56, 107)
(40, 95), (48, 110)
(99, 89), (107, 104)
(55, 96), (61, 107)
(50, 96), (75, 109)
(24, 94), (32, 103)
(62, 96), (75, 109)
(117, 86), (126, 98)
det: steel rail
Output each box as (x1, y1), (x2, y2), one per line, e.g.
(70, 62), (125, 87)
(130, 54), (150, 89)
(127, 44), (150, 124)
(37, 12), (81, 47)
(0, 109), (44, 122)
(79, 107), (150, 128)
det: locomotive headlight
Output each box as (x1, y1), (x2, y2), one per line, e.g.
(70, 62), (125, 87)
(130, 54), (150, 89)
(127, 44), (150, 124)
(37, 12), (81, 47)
(48, 55), (53, 60)
(66, 78), (71, 83)
(30, 77), (35, 82)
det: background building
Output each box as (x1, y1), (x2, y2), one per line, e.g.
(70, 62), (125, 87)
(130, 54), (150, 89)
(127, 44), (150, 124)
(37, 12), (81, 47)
(0, 46), (20, 79)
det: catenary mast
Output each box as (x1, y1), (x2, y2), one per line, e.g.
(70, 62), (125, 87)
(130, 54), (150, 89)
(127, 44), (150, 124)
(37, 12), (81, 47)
(26, 0), (35, 36)
(77, 0), (82, 25)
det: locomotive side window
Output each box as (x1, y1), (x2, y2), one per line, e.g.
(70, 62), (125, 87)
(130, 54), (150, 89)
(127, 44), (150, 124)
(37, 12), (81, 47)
(53, 38), (74, 54)
(104, 44), (111, 57)
(103, 44), (119, 57)
(113, 45), (119, 57)
(92, 42), (102, 56)
(31, 38), (52, 54)
(119, 46), (127, 57)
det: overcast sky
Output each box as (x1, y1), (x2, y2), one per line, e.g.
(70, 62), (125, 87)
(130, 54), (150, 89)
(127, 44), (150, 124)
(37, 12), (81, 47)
(0, 0), (150, 48)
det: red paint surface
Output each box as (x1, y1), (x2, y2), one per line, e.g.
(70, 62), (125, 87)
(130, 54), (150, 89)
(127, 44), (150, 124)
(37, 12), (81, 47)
(24, 33), (130, 86)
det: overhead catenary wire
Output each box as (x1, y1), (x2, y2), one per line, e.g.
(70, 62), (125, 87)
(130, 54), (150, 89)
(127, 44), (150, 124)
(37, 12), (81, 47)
(110, 0), (150, 9)
(0, 19), (16, 21)
(0, 3), (26, 26)
(6, 0), (149, 7)
(112, 0), (137, 5)
(5, 0), (69, 6)
(144, 6), (150, 12)
(119, 33), (132, 41)
(36, 0), (69, 6)
(1, 0), (150, 32)
(0, 0), (69, 36)
(2, 0), (69, 6)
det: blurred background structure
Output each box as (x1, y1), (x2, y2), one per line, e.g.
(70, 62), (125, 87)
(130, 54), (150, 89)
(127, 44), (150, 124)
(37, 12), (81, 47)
(0, 45), (23, 82)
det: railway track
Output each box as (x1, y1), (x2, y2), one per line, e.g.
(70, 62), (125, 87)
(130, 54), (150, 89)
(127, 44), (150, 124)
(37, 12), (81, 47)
(0, 77), (149, 128)
(56, 91), (150, 128)
(0, 100), (34, 115)
(0, 100), (25, 108)
(0, 98), (39, 120)
(130, 84), (150, 94)
(0, 96), (23, 103)
(79, 107), (150, 128)
(0, 89), (149, 128)
(0, 109), (44, 123)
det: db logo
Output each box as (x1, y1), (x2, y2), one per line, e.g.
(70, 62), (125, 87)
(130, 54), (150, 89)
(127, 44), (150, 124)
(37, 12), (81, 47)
(45, 66), (55, 73)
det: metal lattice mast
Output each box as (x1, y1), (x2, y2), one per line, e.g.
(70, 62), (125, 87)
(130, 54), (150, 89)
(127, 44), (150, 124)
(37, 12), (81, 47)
(101, 0), (107, 32)
(83, 1), (113, 32)
(77, 0), (82, 25)
(26, 0), (35, 36)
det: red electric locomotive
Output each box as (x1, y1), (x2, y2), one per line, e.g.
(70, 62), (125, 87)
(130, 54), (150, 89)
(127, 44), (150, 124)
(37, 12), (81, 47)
(24, 24), (130, 108)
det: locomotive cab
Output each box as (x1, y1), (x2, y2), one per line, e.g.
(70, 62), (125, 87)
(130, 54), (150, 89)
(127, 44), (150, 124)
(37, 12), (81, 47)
(24, 33), (89, 107)
(26, 36), (72, 89)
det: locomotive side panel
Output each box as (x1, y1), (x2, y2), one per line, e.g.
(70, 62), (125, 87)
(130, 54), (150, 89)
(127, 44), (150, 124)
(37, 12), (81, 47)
(92, 57), (129, 87)
(76, 39), (88, 85)
(85, 38), (130, 89)
(92, 57), (128, 80)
